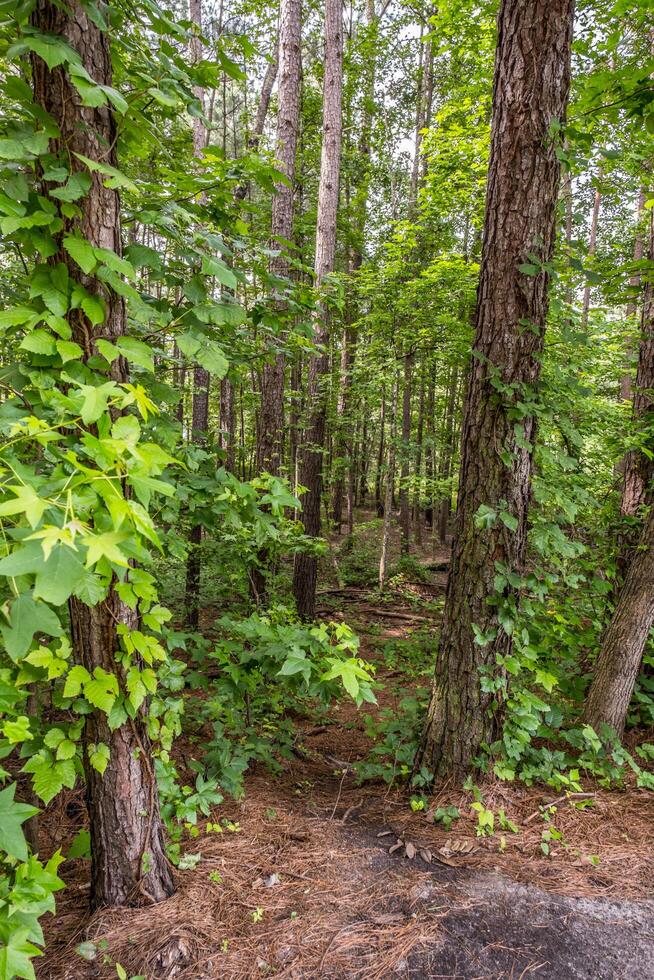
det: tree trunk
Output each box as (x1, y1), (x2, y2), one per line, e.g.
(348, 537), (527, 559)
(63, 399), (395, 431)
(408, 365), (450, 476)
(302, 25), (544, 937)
(620, 187), (647, 403)
(220, 377), (236, 471)
(375, 391), (386, 517)
(622, 205), (654, 519)
(31, 0), (174, 908)
(437, 364), (458, 544)
(399, 349), (413, 553)
(581, 174), (602, 332)
(257, 0), (302, 476)
(293, 0), (343, 619)
(185, 0), (210, 629)
(413, 367), (425, 546)
(379, 376), (399, 590)
(415, 0), (575, 779)
(583, 506), (654, 734)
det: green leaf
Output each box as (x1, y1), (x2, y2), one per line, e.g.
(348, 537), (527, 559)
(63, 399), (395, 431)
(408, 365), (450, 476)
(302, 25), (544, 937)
(63, 665), (91, 698)
(116, 337), (154, 373)
(84, 531), (129, 568)
(63, 235), (96, 274)
(201, 256), (238, 289)
(196, 341), (228, 378)
(0, 782), (39, 862)
(33, 544), (86, 605)
(1, 593), (62, 662)
(50, 172), (92, 202)
(88, 742), (110, 774)
(77, 381), (119, 425)
(81, 293), (105, 326)
(84, 668), (118, 714)
(0, 925), (41, 980)
(56, 340), (83, 362)
(9, 33), (79, 70)
(19, 330), (56, 356)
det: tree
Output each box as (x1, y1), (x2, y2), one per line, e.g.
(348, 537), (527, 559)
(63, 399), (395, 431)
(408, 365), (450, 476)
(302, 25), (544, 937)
(256, 0), (302, 478)
(292, 0), (343, 619)
(185, 0), (210, 630)
(415, 0), (575, 778)
(30, 0), (174, 907)
(583, 506), (654, 734)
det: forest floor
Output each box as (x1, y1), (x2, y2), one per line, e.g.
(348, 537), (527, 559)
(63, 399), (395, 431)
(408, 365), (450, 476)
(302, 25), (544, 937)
(38, 518), (654, 980)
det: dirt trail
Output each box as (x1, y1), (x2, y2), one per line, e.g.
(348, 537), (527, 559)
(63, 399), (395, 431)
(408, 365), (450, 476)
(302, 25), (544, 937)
(40, 546), (654, 980)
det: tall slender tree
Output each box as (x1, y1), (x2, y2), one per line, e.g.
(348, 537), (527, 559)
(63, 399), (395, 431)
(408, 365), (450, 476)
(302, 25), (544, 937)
(31, 0), (174, 908)
(257, 0), (302, 477)
(293, 0), (343, 619)
(415, 0), (575, 778)
(185, 0), (210, 630)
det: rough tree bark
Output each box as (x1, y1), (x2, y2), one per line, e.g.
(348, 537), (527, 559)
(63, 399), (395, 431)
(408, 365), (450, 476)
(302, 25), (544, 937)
(293, 0), (343, 619)
(583, 506), (654, 734)
(620, 187), (647, 403)
(379, 376), (399, 589)
(580, 173), (602, 331)
(399, 349), (413, 553)
(185, 0), (210, 630)
(31, 0), (174, 908)
(621, 205), (654, 520)
(415, 0), (575, 778)
(256, 0), (302, 476)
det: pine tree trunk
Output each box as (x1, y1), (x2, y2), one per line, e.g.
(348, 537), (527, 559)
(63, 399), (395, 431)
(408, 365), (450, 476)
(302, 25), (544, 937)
(413, 368), (425, 546)
(622, 205), (654, 519)
(620, 188), (647, 403)
(399, 349), (413, 553)
(185, 0), (210, 629)
(257, 0), (302, 476)
(293, 0), (343, 619)
(437, 365), (458, 544)
(581, 175), (602, 331)
(415, 0), (575, 779)
(379, 377), (399, 590)
(583, 506), (654, 734)
(375, 393), (386, 517)
(31, 0), (174, 908)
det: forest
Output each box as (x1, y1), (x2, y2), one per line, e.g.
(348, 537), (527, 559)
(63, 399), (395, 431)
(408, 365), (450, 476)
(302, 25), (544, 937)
(0, 0), (654, 976)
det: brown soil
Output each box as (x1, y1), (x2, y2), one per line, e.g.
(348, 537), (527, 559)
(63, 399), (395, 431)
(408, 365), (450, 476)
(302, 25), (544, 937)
(37, 522), (654, 980)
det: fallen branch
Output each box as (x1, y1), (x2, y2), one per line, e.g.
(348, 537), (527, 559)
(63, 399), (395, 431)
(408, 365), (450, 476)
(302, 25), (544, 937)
(523, 792), (596, 824)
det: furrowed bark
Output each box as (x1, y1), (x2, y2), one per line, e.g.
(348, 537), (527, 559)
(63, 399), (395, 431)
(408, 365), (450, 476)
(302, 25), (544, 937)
(415, 0), (575, 779)
(31, 0), (174, 908)
(293, 0), (343, 619)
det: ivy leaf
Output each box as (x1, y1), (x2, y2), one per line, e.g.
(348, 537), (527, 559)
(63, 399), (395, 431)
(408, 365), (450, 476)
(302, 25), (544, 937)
(77, 381), (119, 425)
(63, 235), (96, 274)
(84, 531), (129, 568)
(33, 544), (86, 605)
(9, 33), (79, 70)
(0, 782), (39, 862)
(50, 172), (92, 202)
(84, 669), (118, 713)
(62, 665), (91, 698)
(1, 593), (62, 662)
(0, 486), (48, 529)
(80, 293), (105, 325)
(22, 752), (69, 804)
(0, 925), (41, 980)
(88, 742), (110, 774)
